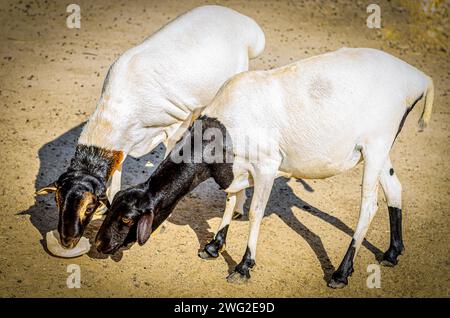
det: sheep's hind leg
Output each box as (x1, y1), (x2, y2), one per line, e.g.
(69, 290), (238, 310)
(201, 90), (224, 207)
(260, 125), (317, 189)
(379, 158), (404, 266)
(328, 143), (388, 289)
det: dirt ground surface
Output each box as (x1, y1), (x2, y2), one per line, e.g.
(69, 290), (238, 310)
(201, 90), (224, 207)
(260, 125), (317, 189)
(0, 0), (449, 298)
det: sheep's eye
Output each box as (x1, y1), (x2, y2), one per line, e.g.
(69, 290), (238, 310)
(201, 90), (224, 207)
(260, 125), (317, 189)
(85, 204), (96, 214)
(121, 217), (133, 225)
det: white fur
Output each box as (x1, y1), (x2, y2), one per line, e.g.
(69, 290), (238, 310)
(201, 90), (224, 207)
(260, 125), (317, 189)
(203, 48), (434, 276)
(77, 5), (265, 201)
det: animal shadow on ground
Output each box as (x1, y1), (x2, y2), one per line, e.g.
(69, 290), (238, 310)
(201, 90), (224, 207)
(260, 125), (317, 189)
(169, 177), (383, 282)
(20, 124), (383, 281)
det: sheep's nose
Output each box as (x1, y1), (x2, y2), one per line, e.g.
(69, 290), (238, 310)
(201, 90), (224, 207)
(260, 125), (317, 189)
(60, 235), (78, 249)
(95, 239), (116, 254)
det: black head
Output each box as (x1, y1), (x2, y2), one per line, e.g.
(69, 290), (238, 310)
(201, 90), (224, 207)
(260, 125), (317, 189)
(95, 186), (160, 254)
(36, 171), (108, 248)
(36, 144), (123, 248)
(95, 116), (234, 254)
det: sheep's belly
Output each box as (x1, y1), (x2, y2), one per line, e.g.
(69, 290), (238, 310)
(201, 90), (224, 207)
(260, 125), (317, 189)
(280, 145), (362, 180)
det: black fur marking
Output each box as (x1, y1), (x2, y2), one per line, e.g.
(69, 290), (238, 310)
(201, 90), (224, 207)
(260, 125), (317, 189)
(67, 144), (121, 182)
(55, 145), (122, 247)
(389, 168), (394, 176)
(95, 187), (146, 253)
(203, 225), (229, 258)
(329, 239), (356, 287)
(382, 207), (404, 266)
(96, 116), (235, 253)
(396, 93), (424, 139)
(234, 247), (256, 278)
(200, 116), (235, 190)
(145, 116), (234, 231)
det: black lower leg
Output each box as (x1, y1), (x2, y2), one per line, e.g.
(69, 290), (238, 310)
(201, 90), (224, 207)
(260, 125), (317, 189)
(382, 207), (404, 266)
(202, 225), (229, 258)
(234, 247), (256, 278)
(329, 239), (356, 288)
(226, 247), (255, 283)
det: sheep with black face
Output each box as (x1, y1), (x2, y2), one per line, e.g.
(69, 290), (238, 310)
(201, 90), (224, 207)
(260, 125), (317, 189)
(95, 117), (234, 254)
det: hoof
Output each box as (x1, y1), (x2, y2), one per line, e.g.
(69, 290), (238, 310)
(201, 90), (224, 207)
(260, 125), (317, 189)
(380, 253), (399, 267)
(328, 271), (349, 289)
(198, 250), (217, 260)
(380, 259), (396, 267)
(226, 272), (249, 284)
(199, 241), (226, 260)
(232, 211), (243, 220)
(327, 277), (347, 289)
(381, 247), (403, 267)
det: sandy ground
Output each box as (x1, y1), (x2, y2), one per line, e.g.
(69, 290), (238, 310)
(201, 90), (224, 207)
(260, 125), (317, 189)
(0, 0), (449, 298)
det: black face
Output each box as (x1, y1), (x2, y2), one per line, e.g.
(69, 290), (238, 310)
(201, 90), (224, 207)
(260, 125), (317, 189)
(36, 144), (124, 249)
(95, 187), (156, 254)
(37, 171), (107, 248)
(58, 177), (103, 248)
(95, 116), (234, 254)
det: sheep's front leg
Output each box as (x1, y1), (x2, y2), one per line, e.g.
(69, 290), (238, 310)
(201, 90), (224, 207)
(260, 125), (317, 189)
(93, 166), (122, 219)
(328, 145), (387, 289)
(198, 191), (242, 259)
(227, 169), (277, 284)
(106, 165), (122, 204)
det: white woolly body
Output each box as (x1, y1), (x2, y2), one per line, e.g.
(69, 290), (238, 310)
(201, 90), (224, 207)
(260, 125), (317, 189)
(201, 48), (433, 283)
(204, 48), (431, 189)
(78, 5), (265, 158)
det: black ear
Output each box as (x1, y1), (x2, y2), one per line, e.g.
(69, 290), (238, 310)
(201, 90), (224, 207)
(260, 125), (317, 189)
(137, 212), (154, 246)
(35, 182), (58, 195)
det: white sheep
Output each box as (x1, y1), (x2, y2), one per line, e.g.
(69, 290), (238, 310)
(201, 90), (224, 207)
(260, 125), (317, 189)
(37, 5), (264, 250)
(80, 5), (264, 201)
(96, 47), (434, 288)
(202, 47), (434, 287)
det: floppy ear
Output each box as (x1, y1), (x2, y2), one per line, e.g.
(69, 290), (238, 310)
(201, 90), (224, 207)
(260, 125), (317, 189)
(35, 182), (58, 195)
(137, 212), (154, 246)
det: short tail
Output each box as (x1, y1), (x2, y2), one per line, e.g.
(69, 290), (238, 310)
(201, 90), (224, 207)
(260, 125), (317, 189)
(418, 77), (434, 131)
